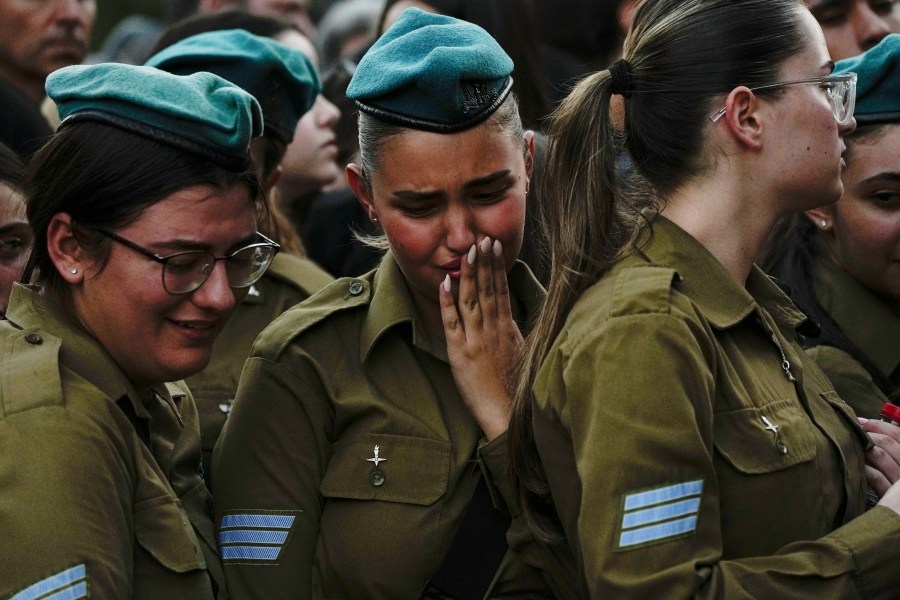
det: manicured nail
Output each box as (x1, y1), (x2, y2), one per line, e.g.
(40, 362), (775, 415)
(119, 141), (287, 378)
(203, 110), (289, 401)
(467, 244), (477, 265)
(443, 274), (451, 292)
(492, 239), (502, 257)
(479, 237), (492, 254)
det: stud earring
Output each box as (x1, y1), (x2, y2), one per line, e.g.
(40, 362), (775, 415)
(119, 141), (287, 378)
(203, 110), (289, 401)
(69, 267), (78, 274)
(372, 216), (379, 223)
(820, 220), (828, 228)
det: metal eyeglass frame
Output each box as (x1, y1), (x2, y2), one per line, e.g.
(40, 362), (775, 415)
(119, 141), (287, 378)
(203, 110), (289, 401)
(94, 228), (280, 294)
(709, 72), (857, 125)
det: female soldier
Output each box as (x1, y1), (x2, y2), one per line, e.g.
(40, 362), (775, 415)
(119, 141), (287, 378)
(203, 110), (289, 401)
(509, 0), (900, 597)
(146, 24), (334, 486)
(0, 63), (278, 597)
(213, 9), (560, 599)
(0, 142), (29, 316)
(765, 34), (900, 417)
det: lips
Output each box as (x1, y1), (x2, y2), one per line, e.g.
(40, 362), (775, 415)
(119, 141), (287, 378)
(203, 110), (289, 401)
(169, 318), (220, 342)
(439, 257), (463, 279)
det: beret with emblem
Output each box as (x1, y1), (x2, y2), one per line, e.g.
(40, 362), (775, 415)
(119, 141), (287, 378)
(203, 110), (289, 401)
(145, 29), (320, 144)
(835, 33), (900, 125)
(47, 63), (262, 172)
(346, 7), (514, 133)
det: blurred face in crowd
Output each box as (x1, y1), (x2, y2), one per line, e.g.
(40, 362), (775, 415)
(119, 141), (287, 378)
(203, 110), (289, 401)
(0, 0), (96, 102)
(275, 30), (342, 203)
(808, 124), (900, 299)
(0, 182), (30, 316)
(246, 0), (316, 38)
(807, 0), (900, 60)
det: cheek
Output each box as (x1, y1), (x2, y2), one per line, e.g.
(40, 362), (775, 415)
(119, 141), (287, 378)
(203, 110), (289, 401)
(381, 217), (439, 263)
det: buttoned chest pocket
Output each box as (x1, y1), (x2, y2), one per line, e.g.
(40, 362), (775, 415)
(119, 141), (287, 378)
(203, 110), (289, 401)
(714, 399), (817, 473)
(316, 435), (451, 598)
(133, 494), (207, 576)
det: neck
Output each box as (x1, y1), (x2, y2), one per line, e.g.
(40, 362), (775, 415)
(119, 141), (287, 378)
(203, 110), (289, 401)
(660, 171), (779, 285)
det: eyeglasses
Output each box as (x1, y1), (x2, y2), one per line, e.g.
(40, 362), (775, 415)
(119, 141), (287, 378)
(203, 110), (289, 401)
(709, 72), (857, 125)
(95, 229), (280, 295)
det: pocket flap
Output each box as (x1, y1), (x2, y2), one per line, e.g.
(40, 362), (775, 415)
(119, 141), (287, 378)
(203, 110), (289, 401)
(320, 434), (450, 505)
(134, 495), (207, 573)
(714, 400), (816, 473)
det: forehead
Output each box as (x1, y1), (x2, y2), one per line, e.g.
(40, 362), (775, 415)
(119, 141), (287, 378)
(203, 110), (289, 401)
(782, 9), (831, 72)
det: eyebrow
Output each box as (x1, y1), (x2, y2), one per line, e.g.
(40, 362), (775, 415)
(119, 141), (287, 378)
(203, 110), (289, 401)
(391, 170), (514, 201)
(856, 171), (900, 186)
(0, 222), (29, 235)
(150, 233), (259, 253)
(809, 0), (852, 12)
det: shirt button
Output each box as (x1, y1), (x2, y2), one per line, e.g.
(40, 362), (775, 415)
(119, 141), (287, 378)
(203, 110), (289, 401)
(348, 281), (364, 296)
(777, 440), (789, 456)
(369, 470), (385, 487)
(25, 333), (43, 345)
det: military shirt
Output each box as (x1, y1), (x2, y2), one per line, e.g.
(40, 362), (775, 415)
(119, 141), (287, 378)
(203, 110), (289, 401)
(213, 253), (555, 599)
(807, 257), (900, 417)
(531, 215), (900, 598)
(0, 284), (224, 599)
(185, 253), (332, 485)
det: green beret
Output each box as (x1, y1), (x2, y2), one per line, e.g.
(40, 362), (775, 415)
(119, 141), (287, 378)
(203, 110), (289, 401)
(346, 7), (513, 133)
(145, 29), (320, 144)
(47, 63), (263, 172)
(835, 34), (900, 126)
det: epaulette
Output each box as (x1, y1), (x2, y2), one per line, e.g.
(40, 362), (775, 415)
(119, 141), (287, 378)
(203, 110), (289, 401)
(262, 253), (334, 297)
(609, 264), (680, 318)
(252, 275), (373, 360)
(0, 326), (64, 418)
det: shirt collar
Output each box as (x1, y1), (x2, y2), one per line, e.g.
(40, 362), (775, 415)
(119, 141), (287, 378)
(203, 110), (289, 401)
(360, 252), (545, 363)
(813, 257), (900, 377)
(636, 212), (806, 330)
(5, 283), (153, 419)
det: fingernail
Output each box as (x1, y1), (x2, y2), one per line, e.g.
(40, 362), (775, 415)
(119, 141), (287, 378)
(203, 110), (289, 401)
(443, 274), (451, 292)
(493, 239), (502, 257)
(467, 244), (477, 265)
(479, 237), (492, 254)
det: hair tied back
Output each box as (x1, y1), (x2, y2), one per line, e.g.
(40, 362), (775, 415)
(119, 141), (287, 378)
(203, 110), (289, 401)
(608, 58), (633, 98)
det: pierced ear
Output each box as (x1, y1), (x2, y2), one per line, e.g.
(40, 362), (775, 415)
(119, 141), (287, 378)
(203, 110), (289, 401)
(524, 130), (536, 183)
(46, 213), (87, 282)
(346, 163), (378, 223)
(804, 206), (834, 231)
(721, 87), (763, 150)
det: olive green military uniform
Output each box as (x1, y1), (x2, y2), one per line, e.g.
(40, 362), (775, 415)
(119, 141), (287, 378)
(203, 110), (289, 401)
(185, 252), (332, 484)
(531, 215), (900, 598)
(213, 253), (557, 599)
(0, 284), (225, 599)
(806, 257), (900, 417)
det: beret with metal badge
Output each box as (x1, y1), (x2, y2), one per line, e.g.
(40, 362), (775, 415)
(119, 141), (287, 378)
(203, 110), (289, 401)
(346, 7), (514, 133)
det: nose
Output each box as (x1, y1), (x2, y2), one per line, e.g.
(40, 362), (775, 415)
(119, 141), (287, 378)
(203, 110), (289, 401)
(854, 3), (893, 51)
(190, 260), (238, 314)
(315, 94), (341, 128)
(838, 115), (857, 136)
(443, 203), (476, 254)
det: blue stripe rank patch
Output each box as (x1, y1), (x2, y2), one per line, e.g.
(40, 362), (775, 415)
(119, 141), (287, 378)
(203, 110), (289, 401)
(11, 564), (88, 600)
(218, 510), (302, 564)
(615, 479), (703, 551)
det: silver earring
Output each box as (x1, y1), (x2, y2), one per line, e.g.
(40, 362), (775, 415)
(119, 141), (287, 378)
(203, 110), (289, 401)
(372, 216), (379, 223)
(69, 267), (78, 274)
(820, 220), (828, 228)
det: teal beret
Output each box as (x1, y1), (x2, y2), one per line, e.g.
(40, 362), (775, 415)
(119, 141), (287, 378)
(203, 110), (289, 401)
(835, 34), (900, 125)
(346, 7), (513, 133)
(47, 63), (263, 171)
(145, 29), (320, 144)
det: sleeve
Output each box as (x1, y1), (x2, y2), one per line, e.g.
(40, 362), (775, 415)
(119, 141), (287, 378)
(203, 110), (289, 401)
(537, 312), (900, 600)
(478, 433), (580, 599)
(0, 407), (134, 598)
(806, 345), (888, 420)
(212, 351), (333, 600)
